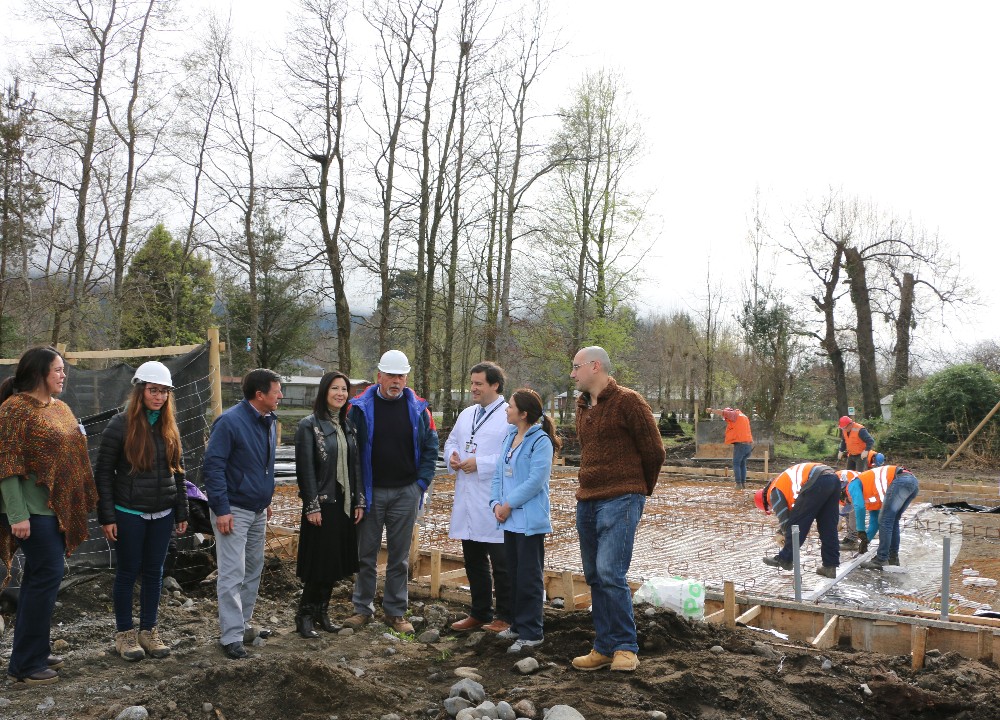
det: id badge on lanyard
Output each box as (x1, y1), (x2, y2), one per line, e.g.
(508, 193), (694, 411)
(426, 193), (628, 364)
(465, 440), (477, 454)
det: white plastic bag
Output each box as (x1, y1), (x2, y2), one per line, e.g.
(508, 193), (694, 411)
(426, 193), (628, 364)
(633, 576), (705, 620)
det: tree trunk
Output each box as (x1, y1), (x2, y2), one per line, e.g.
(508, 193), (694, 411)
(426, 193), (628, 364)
(890, 271), (915, 393)
(844, 245), (881, 418)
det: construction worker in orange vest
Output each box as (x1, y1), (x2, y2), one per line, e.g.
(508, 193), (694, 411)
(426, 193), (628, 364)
(706, 407), (754, 490)
(837, 416), (875, 472)
(844, 454), (919, 570)
(754, 462), (840, 578)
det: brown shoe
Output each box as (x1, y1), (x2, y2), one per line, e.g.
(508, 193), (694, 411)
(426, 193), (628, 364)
(386, 615), (414, 634)
(343, 613), (373, 630)
(482, 619), (511, 633)
(138, 627), (171, 659)
(450, 616), (486, 632)
(115, 629), (145, 662)
(572, 649), (613, 671)
(611, 650), (639, 672)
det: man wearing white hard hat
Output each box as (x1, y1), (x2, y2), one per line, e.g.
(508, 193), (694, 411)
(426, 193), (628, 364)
(343, 350), (438, 633)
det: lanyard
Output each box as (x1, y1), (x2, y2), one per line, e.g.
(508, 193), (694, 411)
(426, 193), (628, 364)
(469, 401), (503, 445)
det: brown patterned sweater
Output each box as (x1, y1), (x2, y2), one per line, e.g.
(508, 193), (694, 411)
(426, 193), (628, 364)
(575, 378), (665, 501)
(0, 394), (97, 579)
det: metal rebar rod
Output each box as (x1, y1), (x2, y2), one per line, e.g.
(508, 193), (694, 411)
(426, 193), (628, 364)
(941, 536), (951, 621)
(792, 525), (802, 602)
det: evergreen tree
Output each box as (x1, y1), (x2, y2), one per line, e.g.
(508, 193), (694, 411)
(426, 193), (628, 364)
(120, 224), (216, 348)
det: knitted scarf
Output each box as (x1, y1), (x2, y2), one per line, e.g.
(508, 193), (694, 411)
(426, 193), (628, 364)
(0, 394), (97, 581)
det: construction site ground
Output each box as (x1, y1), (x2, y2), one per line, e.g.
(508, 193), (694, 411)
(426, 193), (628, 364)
(2, 453), (999, 719)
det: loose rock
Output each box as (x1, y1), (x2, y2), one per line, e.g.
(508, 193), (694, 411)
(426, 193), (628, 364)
(338, 628), (354, 636)
(476, 700), (499, 719)
(550, 597), (565, 609)
(454, 667), (483, 681)
(449, 678), (487, 705)
(162, 576), (182, 592)
(425, 603), (451, 629)
(496, 700), (517, 720)
(455, 709), (479, 720)
(515, 657), (540, 675)
(444, 696), (473, 717)
(203, 702), (214, 712)
(709, 645), (725, 654)
(543, 706), (585, 720)
(418, 629), (441, 644)
(465, 632), (487, 649)
(52, 638), (70, 652)
(115, 707), (149, 720)
(36, 696), (55, 712)
(821, 659), (833, 671)
(512, 699), (537, 719)
(861, 683), (872, 696)
(644, 607), (656, 617)
(380, 714), (402, 720)
(648, 712), (668, 720)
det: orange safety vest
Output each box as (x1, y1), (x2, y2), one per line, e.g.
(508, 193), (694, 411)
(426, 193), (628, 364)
(842, 422), (868, 455)
(725, 412), (753, 444)
(855, 466), (900, 511)
(768, 462), (824, 511)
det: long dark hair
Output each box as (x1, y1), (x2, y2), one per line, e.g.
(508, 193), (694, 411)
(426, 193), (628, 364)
(0, 346), (63, 406)
(511, 388), (562, 455)
(313, 371), (351, 424)
(124, 383), (183, 475)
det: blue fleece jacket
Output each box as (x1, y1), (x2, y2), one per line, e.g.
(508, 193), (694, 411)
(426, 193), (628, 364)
(490, 425), (553, 536)
(203, 399), (277, 516)
(347, 385), (439, 508)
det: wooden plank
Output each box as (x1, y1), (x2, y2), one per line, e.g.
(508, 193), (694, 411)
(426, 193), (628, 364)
(704, 608), (726, 624)
(439, 568), (468, 582)
(430, 549), (442, 598)
(408, 524), (421, 579)
(977, 629), (992, 662)
(724, 581), (736, 628)
(735, 605), (762, 625)
(811, 615), (840, 649)
(65, 343), (203, 359)
(911, 625), (928, 670)
(573, 592), (591, 609)
(898, 609), (1000, 629)
(561, 571), (576, 605)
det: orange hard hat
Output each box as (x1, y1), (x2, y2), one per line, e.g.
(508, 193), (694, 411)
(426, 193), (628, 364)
(754, 487), (770, 514)
(838, 416), (852, 429)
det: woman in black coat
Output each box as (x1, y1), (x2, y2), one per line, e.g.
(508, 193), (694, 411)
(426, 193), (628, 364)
(94, 362), (188, 661)
(293, 371), (365, 638)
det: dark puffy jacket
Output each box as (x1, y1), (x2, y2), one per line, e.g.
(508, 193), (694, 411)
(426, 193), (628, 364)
(294, 413), (365, 514)
(94, 413), (189, 526)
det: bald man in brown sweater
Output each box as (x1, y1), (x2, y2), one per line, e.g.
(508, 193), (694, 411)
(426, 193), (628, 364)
(569, 346), (665, 673)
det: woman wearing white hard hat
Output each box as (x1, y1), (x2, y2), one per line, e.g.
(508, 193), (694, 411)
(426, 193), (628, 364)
(94, 361), (189, 661)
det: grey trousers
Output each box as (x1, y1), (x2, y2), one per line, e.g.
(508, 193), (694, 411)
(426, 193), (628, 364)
(211, 507), (267, 645)
(353, 483), (421, 617)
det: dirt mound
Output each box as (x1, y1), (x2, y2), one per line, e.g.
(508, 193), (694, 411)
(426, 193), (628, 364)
(2, 558), (1000, 720)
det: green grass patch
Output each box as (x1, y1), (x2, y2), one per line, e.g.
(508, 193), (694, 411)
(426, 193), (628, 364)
(775, 421), (840, 460)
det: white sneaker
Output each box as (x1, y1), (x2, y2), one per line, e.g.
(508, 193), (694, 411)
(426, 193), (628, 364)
(507, 638), (543, 653)
(497, 628), (519, 640)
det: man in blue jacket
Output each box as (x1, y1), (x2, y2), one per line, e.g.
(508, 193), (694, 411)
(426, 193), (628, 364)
(344, 350), (438, 634)
(203, 369), (282, 659)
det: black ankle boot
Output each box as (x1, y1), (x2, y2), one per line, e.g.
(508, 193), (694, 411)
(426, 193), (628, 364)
(313, 602), (340, 633)
(296, 605), (320, 639)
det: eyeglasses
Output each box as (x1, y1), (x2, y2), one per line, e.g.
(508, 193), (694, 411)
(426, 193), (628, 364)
(571, 360), (597, 371)
(145, 387), (171, 397)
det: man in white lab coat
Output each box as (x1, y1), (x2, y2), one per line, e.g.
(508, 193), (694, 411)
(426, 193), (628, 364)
(444, 361), (512, 632)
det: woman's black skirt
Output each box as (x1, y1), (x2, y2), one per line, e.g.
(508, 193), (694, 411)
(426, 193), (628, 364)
(296, 492), (360, 585)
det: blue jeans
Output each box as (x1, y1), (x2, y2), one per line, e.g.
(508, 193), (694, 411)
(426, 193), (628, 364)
(876, 472), (919, 561)
(113, 509), (175, 631)
(3, 515), (65, 679)
(776, 471), (841, 568)
(577, 493), (645, 656)
(732, 443), (753, 486)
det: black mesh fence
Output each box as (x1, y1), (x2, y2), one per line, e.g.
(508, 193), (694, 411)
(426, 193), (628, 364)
(0, 345), (216, 593)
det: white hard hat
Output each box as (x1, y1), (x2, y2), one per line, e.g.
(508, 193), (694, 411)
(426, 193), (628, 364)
(377, 349), (411, 374)
(132, 361), (174, 388)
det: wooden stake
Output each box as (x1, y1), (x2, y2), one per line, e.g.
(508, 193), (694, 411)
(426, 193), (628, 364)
(208, 327), (223, 419)
(561, 571), (576, 609)
(735, 605), (762, 625)
(943, 397), (1000, 468)
(811, 614), (840, 649)
(764, 448), (769, 476)
(977, 628), (992, 662)
(911, 625), (928, 670)
(724, 581), (736, 628)
(430, 549), (442, 598)
(408, 524), (421, 579)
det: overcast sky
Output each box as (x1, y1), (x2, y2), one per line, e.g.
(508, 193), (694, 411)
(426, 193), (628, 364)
(3, 0), (998, 355)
